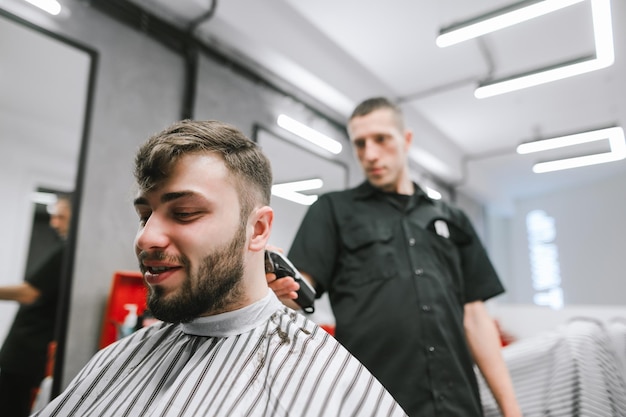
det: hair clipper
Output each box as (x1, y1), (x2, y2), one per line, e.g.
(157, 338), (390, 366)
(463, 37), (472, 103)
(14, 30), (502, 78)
(265, 250), (316, 314)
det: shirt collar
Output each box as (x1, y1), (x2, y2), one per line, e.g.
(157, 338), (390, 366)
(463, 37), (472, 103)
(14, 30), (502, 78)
(353, 180), (433, 205)
(181, 290), (284, 337)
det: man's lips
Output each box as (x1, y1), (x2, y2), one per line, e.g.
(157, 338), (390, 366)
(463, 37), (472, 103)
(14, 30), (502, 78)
(142, 265), (183, 285)
(367, 167), (385, 176)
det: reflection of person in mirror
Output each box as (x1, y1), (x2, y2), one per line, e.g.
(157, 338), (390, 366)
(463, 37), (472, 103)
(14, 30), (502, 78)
(268, 97), (522, 417)
(0, 195), (71, 417)
(34, 120), (407, 416)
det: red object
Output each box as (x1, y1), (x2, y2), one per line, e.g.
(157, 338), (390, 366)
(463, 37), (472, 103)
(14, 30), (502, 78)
(494, 319), (517, 347)
(99, 271), (147, 349)
(44, 341), (57, 377)
(319, 324), (335, 336)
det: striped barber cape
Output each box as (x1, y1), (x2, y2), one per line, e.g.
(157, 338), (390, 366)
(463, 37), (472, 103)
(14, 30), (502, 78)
(478, 317), (626, 417)
(34, 292), (407, 417)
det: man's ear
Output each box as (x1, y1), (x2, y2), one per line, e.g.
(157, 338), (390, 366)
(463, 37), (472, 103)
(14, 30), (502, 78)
(248, 206), (273, 252)
(404, 129), (413, 151)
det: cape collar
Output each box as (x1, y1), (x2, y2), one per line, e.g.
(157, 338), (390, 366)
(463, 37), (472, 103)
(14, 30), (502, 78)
(181, 290), (284, 337)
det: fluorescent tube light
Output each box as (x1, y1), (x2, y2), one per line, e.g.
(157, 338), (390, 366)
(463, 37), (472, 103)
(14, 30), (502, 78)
(589, 0), (615, 64)
(437, 0), (584, 48)
(23, 0), (62, 15)
(533, 148), (625, 172)
(31, 191), (58, 205)
(475, 56), (609, 98)
(277, 115), (342, 155)
(272, 178), (323, 205)
(517, 126), (621, 153)
(517, 126), (626, 173)
(474, 0), (614, 98)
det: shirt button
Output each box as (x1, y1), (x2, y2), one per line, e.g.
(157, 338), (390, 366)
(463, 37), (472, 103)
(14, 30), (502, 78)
(422, 305), (431, 312)
(408, 238), (416, 246)
(428, 346), (435, 352)
(414, 268), (424, 276)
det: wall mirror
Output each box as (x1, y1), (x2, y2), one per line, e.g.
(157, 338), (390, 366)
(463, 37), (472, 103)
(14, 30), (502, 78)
(254, 125), (348, 251)
(255, 125), (348, 325)
(0, 7), (96, 400)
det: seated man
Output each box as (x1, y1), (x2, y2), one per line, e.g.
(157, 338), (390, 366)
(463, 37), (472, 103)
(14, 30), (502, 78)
(34, 120), (407, 417)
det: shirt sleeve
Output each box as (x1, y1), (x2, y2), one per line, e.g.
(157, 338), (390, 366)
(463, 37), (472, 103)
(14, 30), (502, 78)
(25, 244), (64, 299)
(288, 194), (339, 296)
(456, 210), (505, 303)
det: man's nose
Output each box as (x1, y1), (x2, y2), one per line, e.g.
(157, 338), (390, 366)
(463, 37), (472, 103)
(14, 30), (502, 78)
(135, 216), (169, 250)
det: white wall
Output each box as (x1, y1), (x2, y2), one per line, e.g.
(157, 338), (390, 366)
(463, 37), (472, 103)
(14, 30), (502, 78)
(487, 170), (626, 306)
(491, 303), (626, 341)
(0, 11), (89, 343)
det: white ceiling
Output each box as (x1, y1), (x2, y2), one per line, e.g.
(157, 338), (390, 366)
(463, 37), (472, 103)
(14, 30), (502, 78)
(131, 0), (626, 213)
(10, 0), (626, 213)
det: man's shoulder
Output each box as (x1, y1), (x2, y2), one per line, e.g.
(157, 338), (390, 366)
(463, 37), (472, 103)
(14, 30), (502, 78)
(318, 182), (370, 203)
(427, 196), (467, 220)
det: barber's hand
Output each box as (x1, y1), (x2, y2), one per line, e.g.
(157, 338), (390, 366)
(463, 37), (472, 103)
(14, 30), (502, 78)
(267, 272), (301, 310)
(265, 244), (300, 310)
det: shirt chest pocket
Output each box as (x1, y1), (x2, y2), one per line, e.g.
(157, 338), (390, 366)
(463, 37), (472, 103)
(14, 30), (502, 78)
(338, 220), (399, 286)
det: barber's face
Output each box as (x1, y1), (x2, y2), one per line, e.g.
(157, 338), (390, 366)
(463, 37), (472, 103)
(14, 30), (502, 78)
(134, 153), (247, 323)
(348, 108), (412, 193)
(49, 199), (71, 239)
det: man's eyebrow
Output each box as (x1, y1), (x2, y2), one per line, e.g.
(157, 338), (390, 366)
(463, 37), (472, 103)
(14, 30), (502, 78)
(133, 191), (203, 206)
(133, 196), (148, 206)
(160, 191), (198, 203)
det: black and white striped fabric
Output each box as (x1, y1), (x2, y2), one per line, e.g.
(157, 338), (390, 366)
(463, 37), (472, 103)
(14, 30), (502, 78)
(34, 292), (407, 417)
(606, 318), (626, 382)
(477, 317), (626, 417)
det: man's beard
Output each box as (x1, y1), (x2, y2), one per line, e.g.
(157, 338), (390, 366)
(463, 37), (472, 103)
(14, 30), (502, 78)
(144, 224), (246, 323)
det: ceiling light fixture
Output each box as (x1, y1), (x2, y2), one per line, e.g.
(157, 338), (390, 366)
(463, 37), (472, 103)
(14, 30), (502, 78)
(271, 178), (323, 205)
(517, 126), (626, 173)
(31, 191), (59, 205)
(436, 0), (584, 48)
(474, 0), (614, 98)
(277, 115), (342, 155)
(23, 0), (62, 15)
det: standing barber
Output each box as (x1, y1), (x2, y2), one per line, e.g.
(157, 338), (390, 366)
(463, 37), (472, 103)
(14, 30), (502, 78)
(0, 196), (71, 417)
(269, 97), (521, 416)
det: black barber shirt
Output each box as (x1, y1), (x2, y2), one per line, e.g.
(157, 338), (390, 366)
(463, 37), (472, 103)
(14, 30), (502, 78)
(289, 181), (505, 417)
(0, 243), (64, 381)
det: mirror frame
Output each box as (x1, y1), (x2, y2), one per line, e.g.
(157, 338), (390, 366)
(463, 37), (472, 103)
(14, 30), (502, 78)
(0, 7), (99, 398)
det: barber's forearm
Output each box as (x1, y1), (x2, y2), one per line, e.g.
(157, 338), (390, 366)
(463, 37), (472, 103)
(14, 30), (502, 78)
(464, 301), (522, 417)
(0, 282), (41, 304)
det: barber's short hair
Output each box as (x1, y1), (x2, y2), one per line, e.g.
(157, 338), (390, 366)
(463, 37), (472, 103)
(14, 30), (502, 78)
(134, 120), (273, 218)
(48, 193), (72, 216)
(349, 97), (405, 131)
(55, 193), (73, 206)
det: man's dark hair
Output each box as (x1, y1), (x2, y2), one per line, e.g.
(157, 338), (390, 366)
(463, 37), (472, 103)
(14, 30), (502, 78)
(349, 97), (405, 131)
(134, 120), (273, 219)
